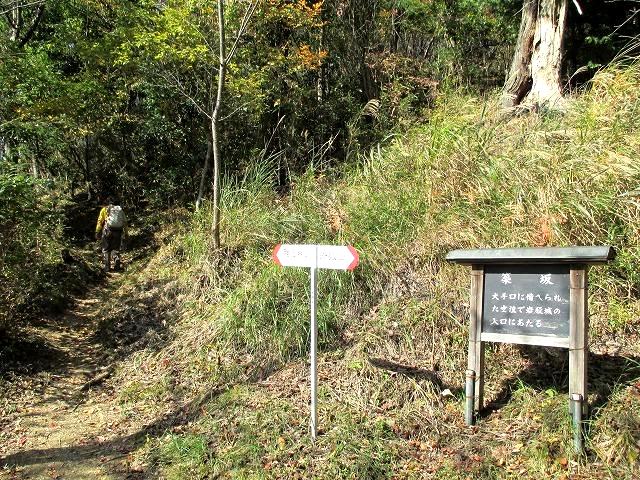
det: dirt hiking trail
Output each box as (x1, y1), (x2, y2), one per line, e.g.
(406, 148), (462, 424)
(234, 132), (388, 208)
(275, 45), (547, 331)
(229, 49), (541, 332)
(1, 275), (147, 480)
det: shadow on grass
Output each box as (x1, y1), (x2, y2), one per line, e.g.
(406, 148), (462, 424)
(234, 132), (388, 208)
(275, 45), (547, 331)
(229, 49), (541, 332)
(368, 357), (446, 390)
(480, 347), (640, 418)
(0, 386), (224, 478)
(0, 334), (66, 377)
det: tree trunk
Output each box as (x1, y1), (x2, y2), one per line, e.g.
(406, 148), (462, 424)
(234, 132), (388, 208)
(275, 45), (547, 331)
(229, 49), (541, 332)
(390, 5), (400, 53)
(31, 153), (38, 178)
(211, 0), (226, 249)
(195, 135), (212, 211)
(361, 51), (378, 101)
(7, 6), (21, 42)
(0, 137), (6, 162)
(527, 0), (567, 107)
(501, 0), (537, 108)
(5, 3), (45, 46)
(317, 14), (326, 103)
(501, 0), (568, 109)
(84, 136), (92, 200)
(211, 112), (221, 249)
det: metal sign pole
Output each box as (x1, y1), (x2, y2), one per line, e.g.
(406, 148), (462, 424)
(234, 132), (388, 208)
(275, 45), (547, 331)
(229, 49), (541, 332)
(272, 243), (359, 441)
(310, 257), (318, 441)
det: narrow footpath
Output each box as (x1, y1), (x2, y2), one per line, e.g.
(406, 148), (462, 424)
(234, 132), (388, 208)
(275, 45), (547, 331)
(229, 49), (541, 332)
(0, 276), (144, 480)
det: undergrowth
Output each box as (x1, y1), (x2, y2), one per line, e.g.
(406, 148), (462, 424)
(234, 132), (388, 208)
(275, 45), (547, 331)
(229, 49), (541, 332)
(116, 62), (640, 478)
(0, 170), (66, 330)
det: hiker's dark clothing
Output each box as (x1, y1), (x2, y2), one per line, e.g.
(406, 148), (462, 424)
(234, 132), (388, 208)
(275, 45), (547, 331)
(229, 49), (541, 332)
(95, 203), (127, 272)
(101, 227), (123, 253)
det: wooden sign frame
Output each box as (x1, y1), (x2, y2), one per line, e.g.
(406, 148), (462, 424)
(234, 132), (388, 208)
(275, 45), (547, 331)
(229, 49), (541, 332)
(446, 246), (615, 452)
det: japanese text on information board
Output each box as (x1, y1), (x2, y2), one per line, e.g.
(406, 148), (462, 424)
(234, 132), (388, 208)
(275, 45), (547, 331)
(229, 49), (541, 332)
(482, 265), (570, 337)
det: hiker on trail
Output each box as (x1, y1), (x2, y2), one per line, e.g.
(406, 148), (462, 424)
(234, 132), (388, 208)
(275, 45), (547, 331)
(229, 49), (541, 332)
(95, 196), (128, 272)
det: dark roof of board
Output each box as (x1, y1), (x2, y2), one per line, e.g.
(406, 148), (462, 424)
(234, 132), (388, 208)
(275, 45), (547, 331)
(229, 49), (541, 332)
(445, 246), (615, 265)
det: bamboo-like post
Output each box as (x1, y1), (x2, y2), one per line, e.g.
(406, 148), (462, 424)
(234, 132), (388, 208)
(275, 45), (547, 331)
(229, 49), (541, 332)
(571, 393), (584, 454)
(465, 369), (476, 425)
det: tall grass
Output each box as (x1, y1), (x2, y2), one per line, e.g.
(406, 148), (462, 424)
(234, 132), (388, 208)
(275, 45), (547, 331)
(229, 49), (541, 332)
(121, 62), (640, 478)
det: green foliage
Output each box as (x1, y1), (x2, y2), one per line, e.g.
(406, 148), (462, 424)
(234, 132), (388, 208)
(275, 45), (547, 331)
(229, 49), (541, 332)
(379, 0), (519, 84)
(0, 0), (635, 214)
(0, 166), (63, 329)
(590, 378), (640, 470)
(341, 0), (521, 157)
(154, 434), (210, 478)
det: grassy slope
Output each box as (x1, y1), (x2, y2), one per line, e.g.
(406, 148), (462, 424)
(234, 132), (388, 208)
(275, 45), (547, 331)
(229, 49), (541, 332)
(114, 64), (640, 479)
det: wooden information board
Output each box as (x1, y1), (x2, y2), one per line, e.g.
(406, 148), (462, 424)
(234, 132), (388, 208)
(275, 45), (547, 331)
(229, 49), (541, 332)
(446, 246), (615, 453)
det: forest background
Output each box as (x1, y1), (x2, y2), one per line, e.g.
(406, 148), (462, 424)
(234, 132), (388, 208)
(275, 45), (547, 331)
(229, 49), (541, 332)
(1, 0), (637, 329)
(1, 0), (640, 477)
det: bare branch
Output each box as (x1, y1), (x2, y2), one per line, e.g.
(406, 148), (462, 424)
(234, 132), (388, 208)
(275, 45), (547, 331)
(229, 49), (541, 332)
(225, 0), (258, 63)
(263, 114), (286, 153)
(571, 0), (583, 15)
(181, 10), (217, 58)
(219, 101), (252, 121)
(159, 70), (212, 119)
(4, 11), (16, 28)
(0, 0), (45, 16)
(18, 2), (44, 47)
(611, 8), (640, 35)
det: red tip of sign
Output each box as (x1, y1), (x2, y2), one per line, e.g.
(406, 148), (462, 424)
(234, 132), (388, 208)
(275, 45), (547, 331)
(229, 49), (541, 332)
(272, 244), (282, 266)
(347, 245), (359, 271)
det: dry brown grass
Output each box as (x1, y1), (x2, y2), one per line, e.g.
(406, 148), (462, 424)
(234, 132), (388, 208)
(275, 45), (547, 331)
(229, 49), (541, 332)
(107, 63), (640, 478)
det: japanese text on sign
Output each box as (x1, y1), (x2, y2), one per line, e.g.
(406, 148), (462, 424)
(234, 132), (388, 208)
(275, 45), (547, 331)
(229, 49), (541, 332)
(482, 265), (570, 338)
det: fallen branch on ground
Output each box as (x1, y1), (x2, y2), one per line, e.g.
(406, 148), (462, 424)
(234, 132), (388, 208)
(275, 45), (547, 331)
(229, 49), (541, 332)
(80, 367), (113, 392)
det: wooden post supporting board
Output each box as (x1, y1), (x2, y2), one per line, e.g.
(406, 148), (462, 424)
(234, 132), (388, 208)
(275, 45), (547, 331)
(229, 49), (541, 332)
(569, 265), (588, 416)
(447, 245), (615, 446)
(467, 265), (485, 420)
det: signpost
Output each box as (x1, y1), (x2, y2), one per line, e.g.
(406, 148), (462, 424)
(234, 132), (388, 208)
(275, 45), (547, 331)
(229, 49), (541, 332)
(272, 243), (359, 441)
(446, 246), (615, 453)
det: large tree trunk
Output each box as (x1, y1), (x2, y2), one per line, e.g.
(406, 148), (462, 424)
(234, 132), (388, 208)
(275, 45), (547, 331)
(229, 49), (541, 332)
(528, 0), (568, 106)
(502, 0), (568, 109)
(501, 0), (537, 108)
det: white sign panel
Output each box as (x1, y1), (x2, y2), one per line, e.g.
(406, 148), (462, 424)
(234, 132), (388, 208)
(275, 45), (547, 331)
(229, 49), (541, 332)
(272, 244), (359, 271)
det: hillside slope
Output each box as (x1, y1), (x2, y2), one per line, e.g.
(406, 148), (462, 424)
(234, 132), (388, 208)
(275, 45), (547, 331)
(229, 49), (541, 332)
(125, 63), (639, 479)
(10, 64), (638, 479)
(108, 62), (639, 479)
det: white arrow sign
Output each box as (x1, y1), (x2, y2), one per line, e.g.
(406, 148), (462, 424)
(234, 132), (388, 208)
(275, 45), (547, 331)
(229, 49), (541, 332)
(272, 243), (359, 441)
(272, 244), (359, 271)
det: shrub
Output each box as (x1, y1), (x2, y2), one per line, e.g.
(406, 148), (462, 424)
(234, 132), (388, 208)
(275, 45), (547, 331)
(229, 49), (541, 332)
(0, 166), (64, 330)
